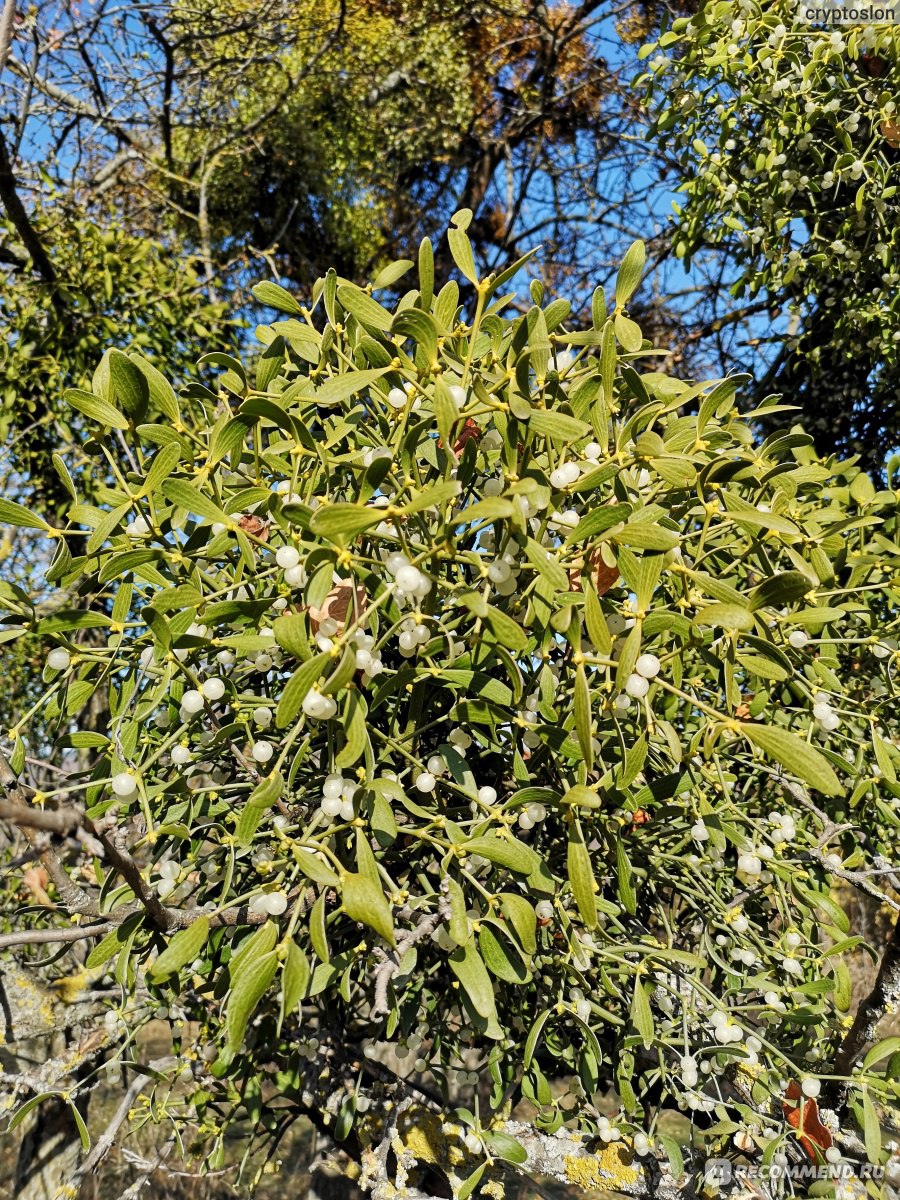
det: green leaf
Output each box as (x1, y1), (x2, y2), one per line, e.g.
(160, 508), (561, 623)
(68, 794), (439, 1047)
(402, 480), (461, 516)
(448, 226), (478, 283)
(341, 870), (395, 946)
(438, 670), (513, 706)
(574, 664), (593, 770)
(236, 772), (285, 847)
(583, 585), (612, 654)
(109, 349), (149, 415)
(863, 1037), (900, 1072)
(522, 537), (568, 591)
(86, 501), (131, 554)
(833, 958), (852, 1013)
(335, 691), (368, 769)
(614, 312), (643, 352)
(131, 354), (179, 422)
(448, 876), (470, 946)
(148, 917), (211, 983)
(567, 821), (597, 929)
(433, 378), (457, 449)
(142, 443), (181, 496)
(280, 940), (310, 1025)
(616, 838), (636, 915)
(742, 724), (841, 795)
(68, 1098), (91, 1151)
(226, 950), (278, 1051)
(418, 237), (434, 309)
(308, 502), (382, 542)
(0, 498), (49, 531)
(485, 606), (528, 651)
(272, 613), (311, 660)
(479, 922), (529, 984)
(862, 1089), (881, 1164)
(850, 471), (876, 506)
(256, 337), (286, 391)
(51, 454), (77, 501)
(749, 571), (814, 612)
(373, 259), (413, 291)
(316, 367), (390, 407)
(275, 653), (329, 728)
(616, 240), (646, 307)
(293, 848), (340, 887)
(228, 920), (278, 980)
(449, 942), (496, 1020)
(464, 835), (537, 875)
(656, 1133), (684, 1180)
(612, 522), (679, 551)
(209, 416), (254, 466)
(873, 731), (896, 783)
(458, 1163), (486, 1200)
(499, 893), (537, 956)
(629, 980), (655, 1048)
(560, 784), (601, 809)
(309, 894), (330, 964)
(568, 503), (632, 543)
(338, 283), (394, 332)
(451, 497), (514, 526)
(528, 409), (591, 442)
(392, 308), (440, 364)
(85, 914), (143, 968)
(8, 1092), (61, 1133)
(252, 280), (302, 313)
(482, 1130), (527, 1165)
(64, 387), (130, 430)
(693, 602), (754, 631)
(161, 480), (230, 525)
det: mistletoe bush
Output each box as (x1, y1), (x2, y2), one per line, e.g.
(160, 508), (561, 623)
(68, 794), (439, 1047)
(638, 7), (900, 457)
(2, 215), (900, 1196)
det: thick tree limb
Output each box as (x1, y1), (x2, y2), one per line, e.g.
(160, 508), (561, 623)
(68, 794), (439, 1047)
(830, 910), (900, 1107)
(0, 126), (62, 305)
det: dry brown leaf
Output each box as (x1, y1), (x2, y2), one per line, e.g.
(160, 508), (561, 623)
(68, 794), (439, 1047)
(308, 580), (368, 634)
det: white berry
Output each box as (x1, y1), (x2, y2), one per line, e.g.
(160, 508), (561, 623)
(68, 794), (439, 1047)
(251, 740), (274, 764)
(46, 648), (71, 672)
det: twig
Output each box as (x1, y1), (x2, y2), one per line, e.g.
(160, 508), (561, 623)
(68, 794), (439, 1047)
(0, 920), (118, 950)
(69, 1071), (150, 1186)
(0, 747), (98, 914)
(0, 798), (83, 833)
(371, 884), (451, 1018)
(117, 1139), (175, 1200)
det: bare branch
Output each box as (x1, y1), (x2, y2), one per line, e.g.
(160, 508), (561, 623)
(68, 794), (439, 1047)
(0, 0), (16, 76)
(0, 920), (118, 950)
(371, 886), (451, 1018)
(0, 798), (83, 833)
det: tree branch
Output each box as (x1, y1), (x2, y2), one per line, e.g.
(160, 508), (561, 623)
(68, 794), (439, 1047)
(0, 799), (83, 834)
(0, 0), (16, 76)
(0, 126), (63, 307)
(830, 910), (900, 1106)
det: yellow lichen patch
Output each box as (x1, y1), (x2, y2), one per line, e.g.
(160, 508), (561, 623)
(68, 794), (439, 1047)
(564, 1143), (641, 1191)
(48, 971), (89, 1005)
(400, 1110), (449, 1165)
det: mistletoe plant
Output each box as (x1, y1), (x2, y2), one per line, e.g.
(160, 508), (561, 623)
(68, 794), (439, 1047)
(1, 216), (899, 1197)
(638, 7), (900, 462)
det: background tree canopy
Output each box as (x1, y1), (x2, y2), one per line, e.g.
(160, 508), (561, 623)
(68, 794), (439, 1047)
(2, 2), (899, 483)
